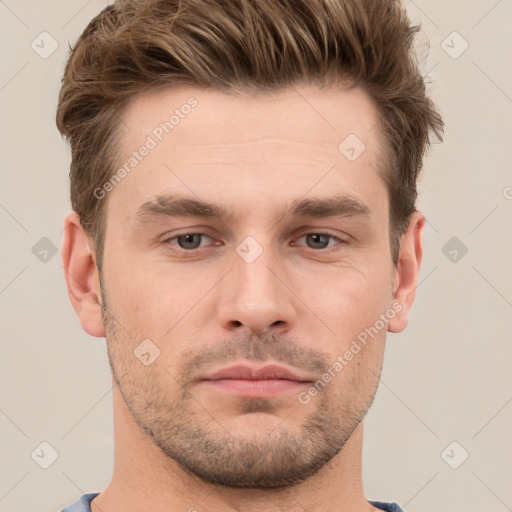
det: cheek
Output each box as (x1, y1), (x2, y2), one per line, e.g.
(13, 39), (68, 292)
(104, 260), (219, 348)
(305, 266), (393, 339)
(303, 267), (391, 386)
(102, 256), (170, 340)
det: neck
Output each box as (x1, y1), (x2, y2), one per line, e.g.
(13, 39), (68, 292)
(91, 382), (376, 512)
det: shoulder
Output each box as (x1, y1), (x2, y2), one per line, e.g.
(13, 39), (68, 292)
(369, 501), (406, 512)
(60, 492), (100, 512)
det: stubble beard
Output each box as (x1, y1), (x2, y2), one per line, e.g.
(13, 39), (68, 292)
(101, 297), (381, 489)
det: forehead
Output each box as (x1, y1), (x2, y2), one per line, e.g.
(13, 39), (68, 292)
(107, 85), (387, 226)
(120, 84), (383, 154)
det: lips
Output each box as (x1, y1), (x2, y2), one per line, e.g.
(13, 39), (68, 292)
(199, 364), (312, 398)
(206, 364), (311, 382)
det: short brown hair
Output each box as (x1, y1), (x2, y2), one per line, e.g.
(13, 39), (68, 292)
(56, 0), (444, 268)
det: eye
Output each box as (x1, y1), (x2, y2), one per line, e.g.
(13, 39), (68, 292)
(292, 232), (347, 250)
(163, 232), (214, 250)
(161, 231), (348, 253)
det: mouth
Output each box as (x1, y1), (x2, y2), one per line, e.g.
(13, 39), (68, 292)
(198, 363), (313, 398)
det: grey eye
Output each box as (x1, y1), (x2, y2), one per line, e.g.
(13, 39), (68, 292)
(175, 233), (205, 250)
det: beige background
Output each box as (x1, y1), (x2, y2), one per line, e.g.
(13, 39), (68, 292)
(1, 1), (511, 511)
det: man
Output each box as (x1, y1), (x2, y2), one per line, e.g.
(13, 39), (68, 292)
(57, 0), (444, 511)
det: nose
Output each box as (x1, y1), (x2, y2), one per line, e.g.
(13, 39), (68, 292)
(217, 241), (297, 337)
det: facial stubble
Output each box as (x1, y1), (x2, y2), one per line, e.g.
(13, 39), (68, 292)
(100, 289), (382, 489)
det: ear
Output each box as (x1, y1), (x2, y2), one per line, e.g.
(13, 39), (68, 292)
(387, 210), (425, 333)
(61, 211), (105, 337)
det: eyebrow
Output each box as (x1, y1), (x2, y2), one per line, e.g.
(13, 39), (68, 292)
(134, 193), (371, 226)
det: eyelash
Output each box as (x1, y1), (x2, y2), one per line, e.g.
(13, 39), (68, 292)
(162, 231), (348, 252)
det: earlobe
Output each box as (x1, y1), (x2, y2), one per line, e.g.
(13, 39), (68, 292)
(61, 211), (105, 338)
(387, 210), (425, 334)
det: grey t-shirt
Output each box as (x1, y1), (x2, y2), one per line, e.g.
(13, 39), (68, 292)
(60, 493), (405, 511)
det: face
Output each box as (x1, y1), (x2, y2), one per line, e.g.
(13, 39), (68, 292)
(98, 85), (399, 489)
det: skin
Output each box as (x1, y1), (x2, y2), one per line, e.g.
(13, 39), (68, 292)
(62, 84), (424, 512)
